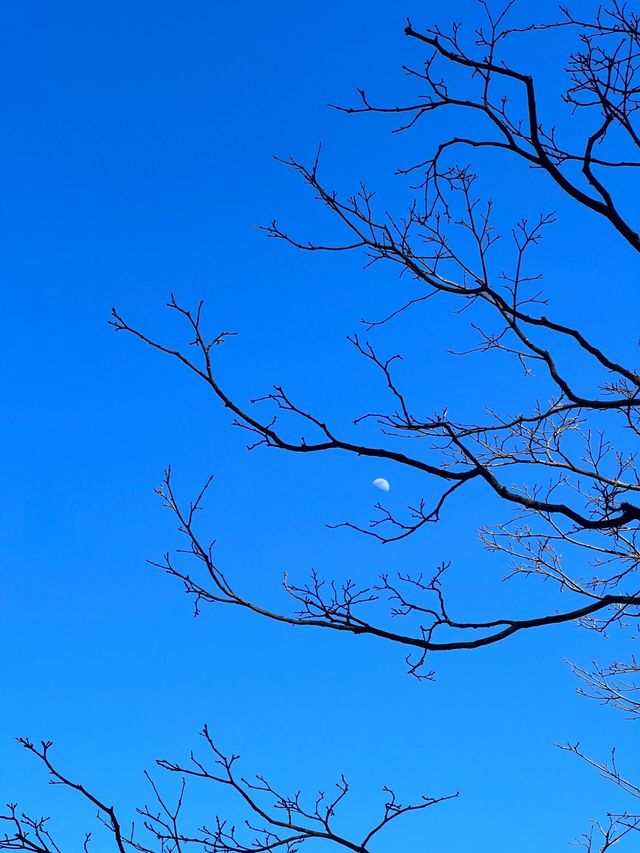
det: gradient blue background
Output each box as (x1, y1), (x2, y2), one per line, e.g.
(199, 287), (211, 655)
(1, 1), (638, 849)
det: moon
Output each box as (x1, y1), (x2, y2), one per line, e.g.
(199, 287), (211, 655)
(372, 477), (390, 492)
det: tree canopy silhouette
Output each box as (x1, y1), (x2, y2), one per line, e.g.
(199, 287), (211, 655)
(4, 3), (640, 851)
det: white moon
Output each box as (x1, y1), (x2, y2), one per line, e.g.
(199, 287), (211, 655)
(372, 478), (390, 492)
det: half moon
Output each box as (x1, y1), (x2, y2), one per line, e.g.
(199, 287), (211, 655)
(372, 477), (390, 492)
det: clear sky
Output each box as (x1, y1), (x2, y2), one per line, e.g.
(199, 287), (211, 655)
(1, 1), (639, 850)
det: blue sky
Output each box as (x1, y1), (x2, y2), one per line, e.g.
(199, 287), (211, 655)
(1, 1), (639, 850)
